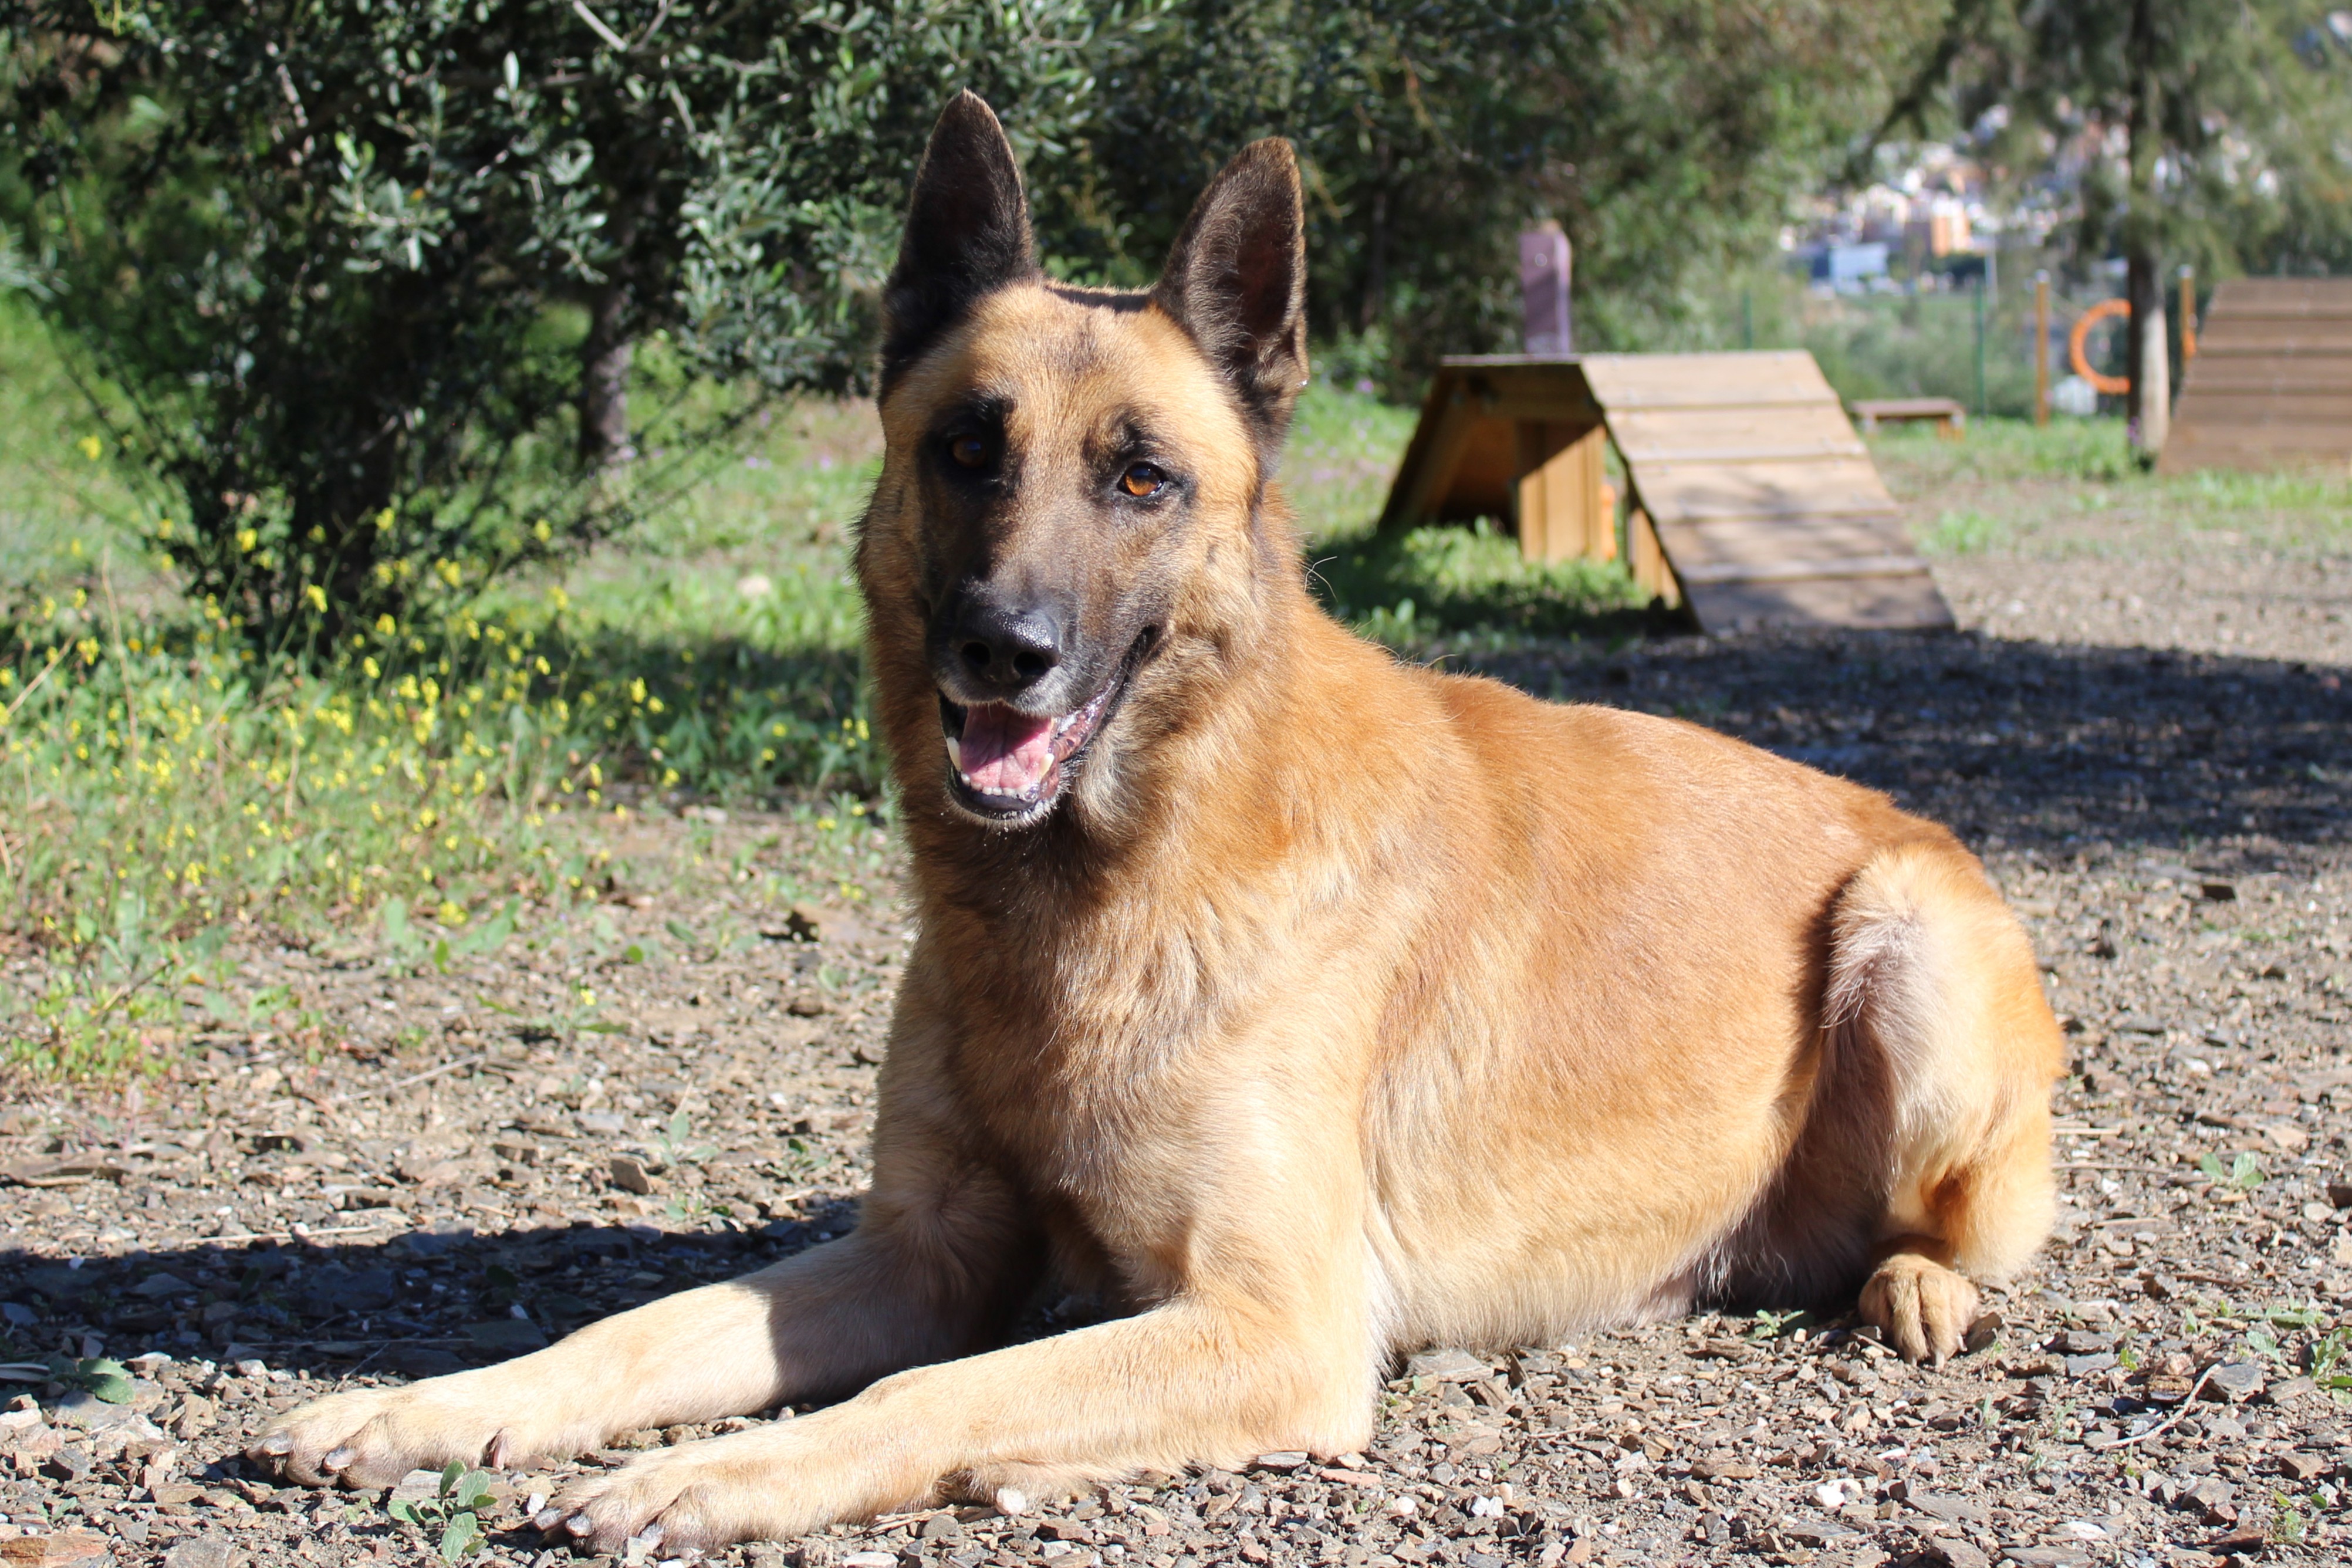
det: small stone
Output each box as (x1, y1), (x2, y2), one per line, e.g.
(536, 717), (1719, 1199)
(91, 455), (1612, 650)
(1925, 1542), (1991, 1568)
(388, 1469), (444, 1503)
(2279, 1451), (2332, 1481)
(840, 1554), (898, 1568)
(920, 1514), (963, 1541)
(2053, 1330), (2115, 1355)
(2327, 1181), (2352, 1209)
(609, 1155), (657, 1195)
(2201, 881), (2237, 902)
(43, 1444), (96, 1481)
(2201, 1362), (2265, 1402)
(0, 1531), (113, 1566)
(161, 1541), (245, 1568)
(1251, 1451), (1309, 1472)
(1964, 1312), (2003, 1353)
(1905, 1490), (1992, 1526)
(131, 1273), (194, 1299)
(1690, 1459), (1759, 1481)
(2062, 1352), (2117, 1377)
(2265, 1123), (2310, 1154)
(1403, 1347), (1489, 1383)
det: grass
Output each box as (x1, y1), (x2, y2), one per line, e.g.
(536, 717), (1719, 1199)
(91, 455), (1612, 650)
(1871, 416), (2352, 560)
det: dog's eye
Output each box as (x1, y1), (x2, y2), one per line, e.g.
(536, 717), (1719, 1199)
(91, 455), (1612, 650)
(948, 434), (991, 469)
(1119, 462), (1167, 499)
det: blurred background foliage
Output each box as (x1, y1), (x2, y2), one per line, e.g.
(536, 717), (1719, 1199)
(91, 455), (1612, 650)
(0, 0), (1961, 647)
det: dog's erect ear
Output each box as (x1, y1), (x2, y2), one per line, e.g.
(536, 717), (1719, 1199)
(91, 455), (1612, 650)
(881, 92), (1036, 390)
(1151, 138), (1309, 445)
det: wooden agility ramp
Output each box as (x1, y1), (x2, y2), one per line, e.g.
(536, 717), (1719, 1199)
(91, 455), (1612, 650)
(1381, 352), (1952, 634)
(2158, 278), (2352, 474)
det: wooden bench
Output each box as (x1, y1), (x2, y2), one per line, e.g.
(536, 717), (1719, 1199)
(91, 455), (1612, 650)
(1846, 397), (1965, 437)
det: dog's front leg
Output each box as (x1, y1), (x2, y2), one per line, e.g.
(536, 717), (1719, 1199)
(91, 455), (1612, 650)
(249, 1130), (1032, 1488)
(535, 1276), (1376, 1554)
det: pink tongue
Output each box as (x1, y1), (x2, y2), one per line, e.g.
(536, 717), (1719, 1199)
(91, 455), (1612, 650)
(959, 704), (1057, 796)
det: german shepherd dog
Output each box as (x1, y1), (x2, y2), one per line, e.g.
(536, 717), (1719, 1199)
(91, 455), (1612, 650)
(253, 93), (2062, 1553)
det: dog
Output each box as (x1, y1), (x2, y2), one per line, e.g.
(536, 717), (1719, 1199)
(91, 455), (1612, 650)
(251, 92), (2062, 1553)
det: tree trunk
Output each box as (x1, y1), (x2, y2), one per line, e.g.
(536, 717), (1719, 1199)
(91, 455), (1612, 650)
(2127, 254), (2169, 452)
(578, 279), (636, 468)
(1360, 132), (1391, 332)
(2123, 0), (2168, 454)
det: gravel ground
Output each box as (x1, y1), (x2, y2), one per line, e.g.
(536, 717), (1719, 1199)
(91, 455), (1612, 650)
(5, 530), (2351, 1568)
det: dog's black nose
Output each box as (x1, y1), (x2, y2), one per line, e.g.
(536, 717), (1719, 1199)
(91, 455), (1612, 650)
(953, 595), (1063, 695)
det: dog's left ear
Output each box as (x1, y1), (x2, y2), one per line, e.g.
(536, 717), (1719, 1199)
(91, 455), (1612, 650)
(1152, 138), (1309, 447)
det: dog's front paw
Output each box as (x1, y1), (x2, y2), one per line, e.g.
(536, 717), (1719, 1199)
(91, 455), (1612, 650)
(534, 1426), (881, 1553)
(249, 1376), (580, 1489)
(1859, 1251), (1979, 1366)
(535, 1446), (749, 1555)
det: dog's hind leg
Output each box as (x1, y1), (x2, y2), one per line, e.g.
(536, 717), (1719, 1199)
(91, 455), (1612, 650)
(1829, 838), (2064, 1364)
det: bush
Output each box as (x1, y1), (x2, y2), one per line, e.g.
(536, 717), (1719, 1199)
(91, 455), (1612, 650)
(1, 0), (1114, 647)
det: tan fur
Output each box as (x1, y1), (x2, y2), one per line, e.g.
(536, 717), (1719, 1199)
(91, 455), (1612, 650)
(251, 102), (2063, 1553)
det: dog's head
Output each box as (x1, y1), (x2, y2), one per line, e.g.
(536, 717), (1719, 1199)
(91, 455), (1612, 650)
(857, 92), (1308, 834)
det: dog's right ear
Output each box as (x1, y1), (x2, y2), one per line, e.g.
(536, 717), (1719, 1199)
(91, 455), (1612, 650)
(880, 92), (1036, 391)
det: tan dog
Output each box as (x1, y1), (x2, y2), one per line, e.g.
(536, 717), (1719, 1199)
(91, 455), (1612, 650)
(250, 93), (2062, 1554)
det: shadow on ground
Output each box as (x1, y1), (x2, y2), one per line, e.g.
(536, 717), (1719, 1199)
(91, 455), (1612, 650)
(2, 1212), (845, 1388)
(1463, 626), (2351, 861)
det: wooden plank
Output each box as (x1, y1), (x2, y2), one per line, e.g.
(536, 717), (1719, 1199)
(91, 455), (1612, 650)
(1380, 371), (1479, 529)
(1584, 360), (1841, 413)
(1432, 417), (1522, 521)
(2204, 279), (2352, 316)
(2171, 392), (2352, 421)
(2162, 423), (2352, 454)
(1627, 507), (1679, 607)
(1656, 516), (1917, 570)
(1631, 457), (1895, 523)
(1606, 404), (1864, 459)
(1682, 572), (1954, 634)
(1516, 424), (1611, 564)
(2196, 322), (2352, 350)
(1672, 554), (1931, 586)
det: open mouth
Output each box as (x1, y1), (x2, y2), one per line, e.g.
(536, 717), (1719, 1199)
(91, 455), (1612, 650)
(938, 634), (1151, 822)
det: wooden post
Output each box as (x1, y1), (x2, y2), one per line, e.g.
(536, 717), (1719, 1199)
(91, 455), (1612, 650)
(2178, 265), (2197, 363)
(2033, 272), (2051, 426)
(1519, 224), (1573, 356)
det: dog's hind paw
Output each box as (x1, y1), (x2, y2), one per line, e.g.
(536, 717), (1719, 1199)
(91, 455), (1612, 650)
(1858, 1250), (1978, 1366)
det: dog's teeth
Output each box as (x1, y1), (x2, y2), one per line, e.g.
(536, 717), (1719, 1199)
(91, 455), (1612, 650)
(945, 734), (961, 768)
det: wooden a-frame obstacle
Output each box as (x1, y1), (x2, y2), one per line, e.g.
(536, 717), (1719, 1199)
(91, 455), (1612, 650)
(1380, 352), (1953, 633)
(2158, 278), (2352, 475)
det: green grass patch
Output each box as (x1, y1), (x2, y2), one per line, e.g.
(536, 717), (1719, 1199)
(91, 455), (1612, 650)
(1874, 415), (2352, 560)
